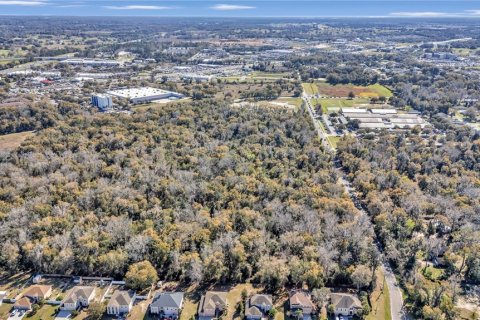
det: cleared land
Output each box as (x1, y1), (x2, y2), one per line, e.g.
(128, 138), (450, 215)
(302, 83), (319, 95)
(312, 98), (369, 113)
(315, 83), (392, 98)
(0, 131), (35, 152)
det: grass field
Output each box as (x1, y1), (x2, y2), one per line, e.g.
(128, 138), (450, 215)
(312, 98), (369, 113)
(315, 82), (392, 99)
(271, 97), (303, 110)
(0, 131), (35, 153)
(249, 72), (290, 79)
(366, 270), (392, 320)
(327, 136), (341, 149)
(302, 83), (319, 95)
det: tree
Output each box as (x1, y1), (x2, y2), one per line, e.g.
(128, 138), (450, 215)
(125, 260), (158, 291)
(87, 302), (106, 320)
(351, 265), (371, 291)
(348, 91), (355, 99)
(312, 287), (331, 309)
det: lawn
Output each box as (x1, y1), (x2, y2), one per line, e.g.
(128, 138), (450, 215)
(26, 304), (58, 320)
(315, 83), (393, 99)
(0, 302), (13, 319)
(226, 283), (258, 319)
(0, 131), (35, 153)
(179, 296), (198, 320)
(366, 270), (391, 320)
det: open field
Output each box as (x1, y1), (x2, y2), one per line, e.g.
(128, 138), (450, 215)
(0, 131), (34, 153)
(302, 83), (319, 95)
(312, 98), (369, 113)
(315, 83), (392, 98)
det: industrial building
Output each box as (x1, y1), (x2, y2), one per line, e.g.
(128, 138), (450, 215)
(61, 59), (120, 67)
(91, 94), (113, 111)
(340, 108), (427, 130)
(106, 87), (184, 104)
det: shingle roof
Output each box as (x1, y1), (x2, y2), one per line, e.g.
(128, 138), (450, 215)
(200, 291), (227, 311)
(151, 292), (184, 309)
(14, 297), (32, 309)
(108, 290), (134, 307)
(245, 305), (263, 317)
(289, 292), (315, 308)
(64, 286), (95, 304)
(250, 294), (273, 308)
(331, 293), (362, 310)
(24, 285), (52, 299)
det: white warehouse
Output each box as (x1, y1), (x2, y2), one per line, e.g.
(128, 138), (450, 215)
(107, 87), (184, 104)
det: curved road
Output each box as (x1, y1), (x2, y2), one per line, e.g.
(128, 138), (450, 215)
(302, 93), (408, 320)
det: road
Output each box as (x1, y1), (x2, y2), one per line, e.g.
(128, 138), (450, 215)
(302, 93), (407, 320)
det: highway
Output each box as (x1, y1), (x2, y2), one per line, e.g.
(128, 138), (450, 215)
(302, 92), (408, 320)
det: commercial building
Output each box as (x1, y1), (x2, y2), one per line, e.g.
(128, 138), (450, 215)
(91, 94), (113, 110)
(61, 59), (120, 67)
(107, 87), (184, 104)
(341, 108), (427, 130)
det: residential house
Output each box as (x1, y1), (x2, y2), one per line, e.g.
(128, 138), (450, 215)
(150, 292), (184, 317)
(23, 285), (52, 302)
(107, 290), (135, 315)
(245, 294), (273, 320)
(13, 297), (32, 311)
(198, 291), (227, 319)
(61, 286), (96, 311)
(289, 291), (316, 318)
(330, 293), (362, 317)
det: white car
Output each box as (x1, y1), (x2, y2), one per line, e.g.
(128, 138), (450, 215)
(11, 309), (17, 316)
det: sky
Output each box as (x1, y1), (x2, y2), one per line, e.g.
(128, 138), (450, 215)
(1, 0), (480, 17)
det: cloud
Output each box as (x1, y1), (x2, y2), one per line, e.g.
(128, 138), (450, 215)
(390, 11), (452, 17)
(211, 4), (255, 11)
(390, 10), (480, 17)
(104, 5), (172, 10)
(0, 0), (46, 5)
(465, 10), (480, 15)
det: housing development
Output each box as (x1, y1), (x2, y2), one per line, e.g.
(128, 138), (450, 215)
(0, 14), (479, 320)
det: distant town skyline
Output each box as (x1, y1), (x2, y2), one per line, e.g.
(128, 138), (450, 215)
(2, 0), (480, 17)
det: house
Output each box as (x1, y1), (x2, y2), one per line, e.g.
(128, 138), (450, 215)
(23, 285), (52, 302)
(289, 291), (316, 318)
(107, 290), (135, 315)
(61, 286), (96, 311)
(14, 297), (32, 311)
(198, 291), (227, 319)
(150, 292), (184, 317)
(330, 293), (362, 317)
(245, 294), (273, 320)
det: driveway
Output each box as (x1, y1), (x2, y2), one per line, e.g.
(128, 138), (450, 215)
(7, 311), (25, 320)
(55, 310), (72, 320)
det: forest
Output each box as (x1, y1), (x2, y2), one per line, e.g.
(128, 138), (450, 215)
(0, 101), (378, 293)
(337, 127), (480, 319)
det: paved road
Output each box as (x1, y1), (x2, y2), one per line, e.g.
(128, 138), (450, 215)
(302, 93), (407, 320)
